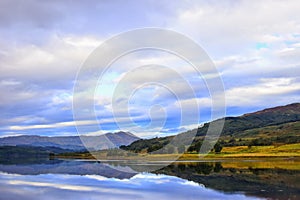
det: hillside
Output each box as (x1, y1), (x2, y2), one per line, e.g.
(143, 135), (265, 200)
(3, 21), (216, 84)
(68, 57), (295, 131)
(121, 103), (300, 153)
(196, 103), (300, 137)
(0, 131), (139, 151)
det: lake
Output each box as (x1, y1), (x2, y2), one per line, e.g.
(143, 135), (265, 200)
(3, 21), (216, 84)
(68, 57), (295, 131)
(0, 159), (299, 200)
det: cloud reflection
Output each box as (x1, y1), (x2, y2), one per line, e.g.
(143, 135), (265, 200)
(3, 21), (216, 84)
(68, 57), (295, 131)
(0, 172), (260, 200)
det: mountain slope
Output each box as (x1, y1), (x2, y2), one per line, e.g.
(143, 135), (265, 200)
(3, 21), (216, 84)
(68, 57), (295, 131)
(196, 103), (300, 137)
(0, 131), (139, 151)
(121, 103), (300, 153)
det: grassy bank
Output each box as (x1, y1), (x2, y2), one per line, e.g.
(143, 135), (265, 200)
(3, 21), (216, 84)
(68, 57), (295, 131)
(56, 143), (300, 161)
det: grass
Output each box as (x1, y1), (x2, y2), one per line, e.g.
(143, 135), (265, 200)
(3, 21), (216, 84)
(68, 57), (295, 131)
(219, 143), (300, 157)
(56, 143), (300, 162)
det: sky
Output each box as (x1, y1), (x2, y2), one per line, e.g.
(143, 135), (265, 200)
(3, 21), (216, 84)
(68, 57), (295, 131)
(0, 0), (300, 138)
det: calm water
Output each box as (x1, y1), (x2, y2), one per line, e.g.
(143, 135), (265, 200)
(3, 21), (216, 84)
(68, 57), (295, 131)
(0, 159), (299, 200)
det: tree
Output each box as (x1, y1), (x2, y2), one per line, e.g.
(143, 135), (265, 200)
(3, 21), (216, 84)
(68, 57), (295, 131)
(187, 145), (195, 152)
(229, 138), (236, 144)
(214, 142), (223, 153)
(147, 144), (162, 153)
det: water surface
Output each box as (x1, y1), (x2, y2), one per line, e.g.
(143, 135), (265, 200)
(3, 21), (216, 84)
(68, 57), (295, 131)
(0, 159), (299, 200)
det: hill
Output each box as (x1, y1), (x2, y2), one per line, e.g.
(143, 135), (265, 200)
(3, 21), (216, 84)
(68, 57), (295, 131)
(121, 103), (300, 153)
(196, 103), (300, 137)
(0, 131), (139, 151)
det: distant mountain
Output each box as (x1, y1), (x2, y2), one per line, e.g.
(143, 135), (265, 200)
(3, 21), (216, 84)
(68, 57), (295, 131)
(121, 103), (300, 153)
(0, 131), (139, 151)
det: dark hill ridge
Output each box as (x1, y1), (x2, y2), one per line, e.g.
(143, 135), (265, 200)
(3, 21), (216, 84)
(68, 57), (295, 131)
(0, 131), (139, 151)
(244, 103), (300, 116)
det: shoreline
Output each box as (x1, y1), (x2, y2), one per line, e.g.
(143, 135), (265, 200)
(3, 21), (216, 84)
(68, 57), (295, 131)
(54, 153), (300, 161)
(54, 143), (300, 161)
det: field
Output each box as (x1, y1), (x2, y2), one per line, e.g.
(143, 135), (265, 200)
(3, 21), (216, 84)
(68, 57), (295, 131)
(56, 143), (300, 164)
(212, 143), (300, 157)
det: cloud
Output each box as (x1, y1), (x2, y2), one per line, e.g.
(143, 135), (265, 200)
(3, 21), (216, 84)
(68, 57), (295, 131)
(0, 35), (101, 89)
(0, 1), (300, 137)
(172, 1), (300, 50)
(0, 0), (63, 28)
(225, 77), (300, 107)
(7, 120), (97, 131)
(0, 34), (103, 132)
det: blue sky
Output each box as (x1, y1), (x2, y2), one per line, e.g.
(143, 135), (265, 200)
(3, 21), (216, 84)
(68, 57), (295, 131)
(0, 0), (300, 138)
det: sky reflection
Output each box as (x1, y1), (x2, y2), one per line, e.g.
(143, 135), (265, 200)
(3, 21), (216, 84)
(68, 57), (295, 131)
(0, 172), (260, 200)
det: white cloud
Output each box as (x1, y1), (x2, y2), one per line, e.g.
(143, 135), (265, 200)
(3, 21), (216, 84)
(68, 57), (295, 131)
(225, 77), (300, 107)
(0, 34), (102, 87)
(7, 120), (97, 131)
(173, 1), (300, 44)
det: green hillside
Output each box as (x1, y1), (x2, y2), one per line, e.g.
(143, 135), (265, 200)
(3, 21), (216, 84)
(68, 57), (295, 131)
(120, 103), (300, 154)
(197, 103), (300, 137)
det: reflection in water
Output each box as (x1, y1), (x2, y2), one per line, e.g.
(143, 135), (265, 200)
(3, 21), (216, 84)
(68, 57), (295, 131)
(0, 159), (136, 179)
(0, 159), (299, 200)
(0, 172), (259, 200)
(156, 162), (300, 200)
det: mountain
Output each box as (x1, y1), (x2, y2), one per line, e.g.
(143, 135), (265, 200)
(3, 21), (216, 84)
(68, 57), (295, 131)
(0, 131), (139, 151)
(121, 103), (300, 153)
